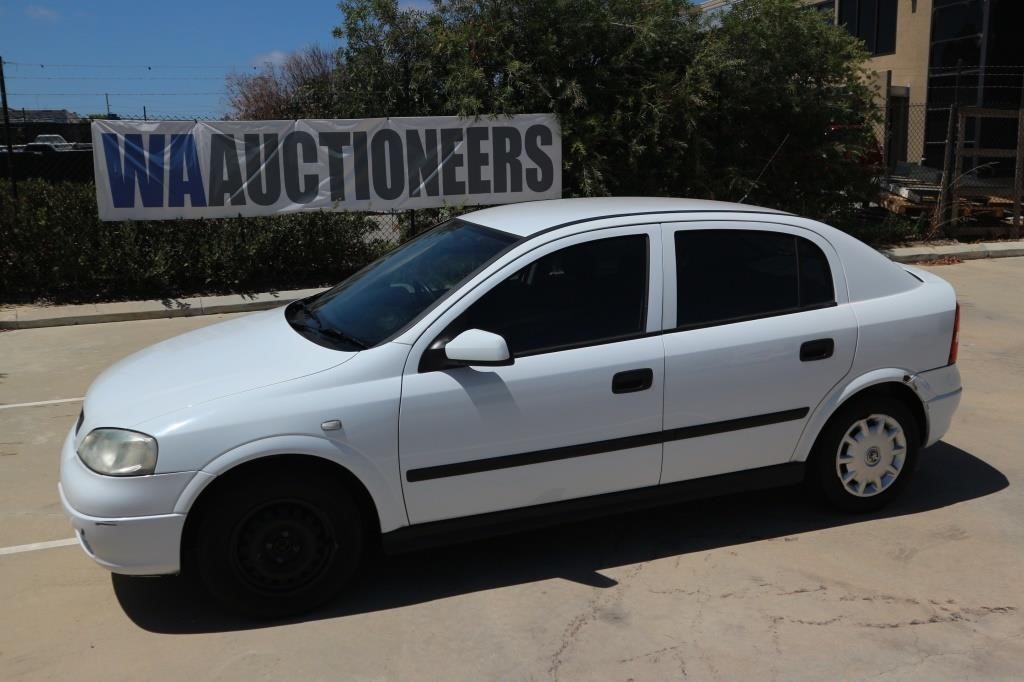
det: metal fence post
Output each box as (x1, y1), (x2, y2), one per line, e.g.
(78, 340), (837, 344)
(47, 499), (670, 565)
(882, 70), (892, 170)
(951, 108), (966, 229)
(1014, 107), (1023, 239)
(1014, 73), (1024, 239)
(0, 55), (17, 201)
(935, 64), (963, 236)
(934, 104), (957, 235)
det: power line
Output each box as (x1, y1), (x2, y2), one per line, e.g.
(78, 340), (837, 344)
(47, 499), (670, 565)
(9, 92), (223, 97)
(7, 75), (226, 81)
(4, 61), (254, 70)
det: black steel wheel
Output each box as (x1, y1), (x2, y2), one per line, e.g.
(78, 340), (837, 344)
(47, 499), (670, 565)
(196, 472), (362, 618)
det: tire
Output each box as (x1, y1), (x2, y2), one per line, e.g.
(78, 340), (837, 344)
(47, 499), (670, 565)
(195, 472), (363, 618)
(809, 396), (920, 513)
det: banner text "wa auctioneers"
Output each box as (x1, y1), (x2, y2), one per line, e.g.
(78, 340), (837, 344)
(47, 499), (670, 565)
(91, 115), (561, 221)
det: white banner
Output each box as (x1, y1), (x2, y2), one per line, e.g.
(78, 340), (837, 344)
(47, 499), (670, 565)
(91, 114), (561, 221)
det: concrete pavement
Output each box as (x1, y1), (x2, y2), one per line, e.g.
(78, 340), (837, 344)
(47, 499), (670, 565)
(0, 258), (1022, 680)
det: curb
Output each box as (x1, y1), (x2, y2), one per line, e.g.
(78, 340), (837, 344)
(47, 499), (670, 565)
(0, 288), (326, 330)
(3, 240), (1023, 330)
(883, 240), (1024, 264)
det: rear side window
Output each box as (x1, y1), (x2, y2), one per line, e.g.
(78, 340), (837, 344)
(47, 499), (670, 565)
(449, 234), (648, 356)
(674, 230), (835, 328)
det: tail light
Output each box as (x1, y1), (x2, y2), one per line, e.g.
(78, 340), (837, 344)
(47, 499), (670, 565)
(948, 302), (960, 365)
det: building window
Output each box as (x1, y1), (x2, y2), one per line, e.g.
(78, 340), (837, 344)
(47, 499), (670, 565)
(813, 1), (836, 23)
(839, 0), (898, 56)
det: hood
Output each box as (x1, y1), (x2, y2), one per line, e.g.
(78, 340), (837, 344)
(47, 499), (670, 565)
(82, 307), (355, 429)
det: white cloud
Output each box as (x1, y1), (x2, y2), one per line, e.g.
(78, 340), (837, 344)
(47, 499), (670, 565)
(251, 50), (288, 68)
(25, 4), (59, 21)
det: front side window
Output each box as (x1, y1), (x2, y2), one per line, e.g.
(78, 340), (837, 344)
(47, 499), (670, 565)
(674, 229), (835, 329)
(288, 220), (518, 349)
(446, 234), (649, 357)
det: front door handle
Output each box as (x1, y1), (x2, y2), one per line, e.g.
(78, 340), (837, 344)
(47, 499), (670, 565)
(612, 368), (654, 394)
(800, 338), (835, 362)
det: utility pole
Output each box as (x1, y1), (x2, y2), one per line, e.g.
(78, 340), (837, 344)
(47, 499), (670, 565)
(0, 55), (17, 200)
(105, 93), (111, 118)
(143, 105), (147, 121)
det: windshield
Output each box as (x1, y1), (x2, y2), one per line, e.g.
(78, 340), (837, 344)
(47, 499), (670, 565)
(287, 219), (518, 350)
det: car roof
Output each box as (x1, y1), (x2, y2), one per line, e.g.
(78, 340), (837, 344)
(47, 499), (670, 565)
(462, 197), (788, 237)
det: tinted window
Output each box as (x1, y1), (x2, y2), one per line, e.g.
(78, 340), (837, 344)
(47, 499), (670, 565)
(857, 0), (878, 53)
(674, 230), (834, 328)
(813, 1), (836, 20)
(450, 235), (648, 356)
(931, 0), (982, 42)
(875, 0), (897, 54)
(290, 220), (517, 349)
(798, 238), (835, 307)
(838, 0), (898, 55)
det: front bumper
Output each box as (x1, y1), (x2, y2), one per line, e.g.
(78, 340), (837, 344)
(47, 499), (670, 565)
(58, 427), (191, 575)
(913, 364), (963, 447)
(59, 483), (185, 575)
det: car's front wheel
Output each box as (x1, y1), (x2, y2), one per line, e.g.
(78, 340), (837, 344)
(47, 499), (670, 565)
(810, 396), (920, 512)
(195, 472), (363, 618)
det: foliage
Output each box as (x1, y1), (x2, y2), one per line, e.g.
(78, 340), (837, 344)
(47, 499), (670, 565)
(318, 0), (879, 218)
(0, 180), (390, 304)
(3, 1), (889, 304)
(226, 46), (338, 120)
(685, 0), (881, 217)
(331, 0), (704, 198)
(831, 208), (928, 247)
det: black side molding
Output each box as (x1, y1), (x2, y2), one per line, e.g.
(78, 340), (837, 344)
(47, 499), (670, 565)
(405, 407), (809, 482)
(384, 462), (807, 553)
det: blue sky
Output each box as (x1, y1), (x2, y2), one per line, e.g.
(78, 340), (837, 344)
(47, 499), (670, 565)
(0, 1), (428, 119)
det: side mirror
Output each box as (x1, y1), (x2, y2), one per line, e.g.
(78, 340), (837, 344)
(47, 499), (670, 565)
(444, 329), (513, 367)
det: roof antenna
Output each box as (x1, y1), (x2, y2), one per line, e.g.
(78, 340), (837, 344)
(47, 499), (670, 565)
(738, 132), (790, 204)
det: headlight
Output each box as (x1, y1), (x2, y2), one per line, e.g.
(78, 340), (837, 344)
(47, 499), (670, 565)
(77, 428), (158, 476)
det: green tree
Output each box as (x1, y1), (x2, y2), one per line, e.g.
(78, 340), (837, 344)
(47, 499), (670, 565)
(686, 0), (880, 217)
(314, 0), (879, 219)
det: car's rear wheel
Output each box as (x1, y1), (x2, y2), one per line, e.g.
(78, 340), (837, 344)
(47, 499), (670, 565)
(810, 396), (920, 512)
(195, 473), (362, 618)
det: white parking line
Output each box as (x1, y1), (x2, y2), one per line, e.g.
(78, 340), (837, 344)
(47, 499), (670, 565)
(0, 397), (84, 411)
(0, 538), (78, 556)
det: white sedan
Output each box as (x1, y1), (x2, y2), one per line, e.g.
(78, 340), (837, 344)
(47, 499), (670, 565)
(59, 197), (962, 617)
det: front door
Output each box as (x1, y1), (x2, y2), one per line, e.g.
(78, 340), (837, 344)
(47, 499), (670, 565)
(399, 225), (665, 524)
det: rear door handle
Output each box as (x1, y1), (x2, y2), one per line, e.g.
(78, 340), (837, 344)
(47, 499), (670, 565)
(800, 338), (835, 362)
(612, 368), (654, 394)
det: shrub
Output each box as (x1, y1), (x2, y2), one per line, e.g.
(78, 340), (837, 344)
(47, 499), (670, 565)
(0, 180), (391, 304)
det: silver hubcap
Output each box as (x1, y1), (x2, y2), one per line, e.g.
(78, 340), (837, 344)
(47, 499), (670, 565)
(836, 414), (906, 497)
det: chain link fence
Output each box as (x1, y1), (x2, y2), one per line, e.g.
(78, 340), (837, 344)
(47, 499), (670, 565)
(0, 115), (495, 245)
(4, 106), (1021, 246)
(878, 102), (1023, 235)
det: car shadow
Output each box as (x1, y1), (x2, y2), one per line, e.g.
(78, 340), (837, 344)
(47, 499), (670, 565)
(113, 441), (1008, 634)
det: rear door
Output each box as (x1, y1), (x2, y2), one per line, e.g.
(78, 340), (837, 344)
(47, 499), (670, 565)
(659, 222), (857, 483)
(399, 225), (665, 524)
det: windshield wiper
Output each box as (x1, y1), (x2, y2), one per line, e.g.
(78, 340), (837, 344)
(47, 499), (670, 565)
(313, 326), (369, 350)
(290, 300), (369, 350)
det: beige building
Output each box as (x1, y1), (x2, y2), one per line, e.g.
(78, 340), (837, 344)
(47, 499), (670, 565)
(830, 1), (934, 167)
(699, 0), (1024, 174)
